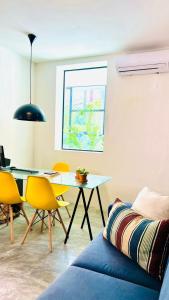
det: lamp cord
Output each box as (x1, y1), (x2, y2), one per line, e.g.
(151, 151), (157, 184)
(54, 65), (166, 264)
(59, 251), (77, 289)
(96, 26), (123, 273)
(30, 42), (32, 104)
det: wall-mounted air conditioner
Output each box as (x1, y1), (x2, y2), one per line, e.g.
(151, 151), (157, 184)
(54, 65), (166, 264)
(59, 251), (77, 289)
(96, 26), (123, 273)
(116, 51), (169, 76)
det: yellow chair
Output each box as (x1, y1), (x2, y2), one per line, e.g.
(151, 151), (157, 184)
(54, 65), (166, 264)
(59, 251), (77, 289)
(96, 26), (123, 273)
(21, 176), (69, 252)
(52, 162), (71, 218)
(0, 171), (29, 243)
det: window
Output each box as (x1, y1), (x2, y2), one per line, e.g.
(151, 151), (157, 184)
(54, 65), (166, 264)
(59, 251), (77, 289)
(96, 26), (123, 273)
(62, 66), (107, 152)
(59, 64), (107, 152)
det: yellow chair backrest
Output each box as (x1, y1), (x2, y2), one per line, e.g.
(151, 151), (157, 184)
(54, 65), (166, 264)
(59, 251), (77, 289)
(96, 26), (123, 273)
(0, 171), (21, 204)
(52, 162), (70, 172)
(26, 176), (59, 210)
(52, 162), (70, 195)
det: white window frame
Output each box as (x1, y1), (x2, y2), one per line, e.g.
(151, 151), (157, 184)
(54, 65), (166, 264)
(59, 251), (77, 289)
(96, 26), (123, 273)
(55, 61), (107, 152)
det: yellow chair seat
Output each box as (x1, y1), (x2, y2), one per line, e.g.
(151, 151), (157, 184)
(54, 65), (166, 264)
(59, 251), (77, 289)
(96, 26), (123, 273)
(0, 171), (29, 243)
(21, 175), (70, 252)
(51, 162), (71, 219)
(52, 162), (70, 197)
(0, 172), (23, 205)
(51, 184), (69, 197)
(57, 200), (70, 208)
(20, 196), (26, 202)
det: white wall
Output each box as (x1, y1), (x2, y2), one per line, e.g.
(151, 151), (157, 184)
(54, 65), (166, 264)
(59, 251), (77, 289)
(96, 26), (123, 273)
(34, 54), (169, 208)
(0, 46), (34, 167)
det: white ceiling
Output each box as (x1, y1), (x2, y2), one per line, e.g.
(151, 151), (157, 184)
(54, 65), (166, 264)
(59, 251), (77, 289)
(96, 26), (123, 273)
(0, 0), (169, 62)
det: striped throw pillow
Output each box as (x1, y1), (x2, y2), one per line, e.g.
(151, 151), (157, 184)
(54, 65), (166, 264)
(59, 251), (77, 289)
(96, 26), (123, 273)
(103, 199), (169, 280)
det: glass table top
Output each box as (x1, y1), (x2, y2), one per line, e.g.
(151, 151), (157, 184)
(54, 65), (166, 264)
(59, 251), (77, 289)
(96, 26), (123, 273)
(3, 169), (111, 189)
(48, 172), (111, 189)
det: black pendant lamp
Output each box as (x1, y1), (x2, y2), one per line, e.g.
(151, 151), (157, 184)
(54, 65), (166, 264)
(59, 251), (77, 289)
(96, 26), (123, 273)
(13, 34), (46, 122)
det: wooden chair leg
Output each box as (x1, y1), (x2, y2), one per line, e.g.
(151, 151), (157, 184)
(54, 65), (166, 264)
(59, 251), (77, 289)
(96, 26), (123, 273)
(0, 204), (9, 225)
(20, 205), (29, 225)
(41, 210), (45, 233)
(65, 206), (71, 218)
(48, 211), (52, 252)
(52, 210), (56, 227)
(9, 205), (14, 243)
(56, 209), (67, 235)
(61, 195), (71, 218)
(21, 210), (38, 245)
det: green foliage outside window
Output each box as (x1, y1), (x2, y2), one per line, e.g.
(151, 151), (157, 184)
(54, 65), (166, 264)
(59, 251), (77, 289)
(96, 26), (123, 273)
(63, 99), (104, 151)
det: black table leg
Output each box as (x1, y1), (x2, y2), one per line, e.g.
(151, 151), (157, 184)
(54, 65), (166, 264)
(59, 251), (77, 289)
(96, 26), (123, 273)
(96, 186), (105, 226)
(81, 188), (93, 241)
(16, 179), (23, 196)
(81, 188), (94, 229)
(64, 189), (82, 244)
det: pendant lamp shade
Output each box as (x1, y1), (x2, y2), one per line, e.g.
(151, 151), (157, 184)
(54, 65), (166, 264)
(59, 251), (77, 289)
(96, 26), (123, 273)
(13, 34), (46, 122)
(13, 104), (46, 122)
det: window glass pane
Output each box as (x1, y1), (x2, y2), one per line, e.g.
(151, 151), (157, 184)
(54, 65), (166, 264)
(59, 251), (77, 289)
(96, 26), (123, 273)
(71, 86), (105, 110)
(62, 66), (107, 152)
(65, 68), (107, 87)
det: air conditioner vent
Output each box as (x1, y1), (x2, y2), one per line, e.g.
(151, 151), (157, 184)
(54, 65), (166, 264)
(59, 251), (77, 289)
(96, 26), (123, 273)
(116, 51), (169, 76)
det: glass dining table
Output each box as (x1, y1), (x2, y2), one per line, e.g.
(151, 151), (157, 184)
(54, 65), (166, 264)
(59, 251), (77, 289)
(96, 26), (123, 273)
(3, 168), (111, 243)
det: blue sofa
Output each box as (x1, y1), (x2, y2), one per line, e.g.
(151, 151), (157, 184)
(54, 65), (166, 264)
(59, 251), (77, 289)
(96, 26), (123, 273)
(38, 205), (169, 300)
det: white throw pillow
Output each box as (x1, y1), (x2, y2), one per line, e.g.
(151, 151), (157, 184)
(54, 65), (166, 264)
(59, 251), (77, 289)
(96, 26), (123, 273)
(132, 187), (169, 220)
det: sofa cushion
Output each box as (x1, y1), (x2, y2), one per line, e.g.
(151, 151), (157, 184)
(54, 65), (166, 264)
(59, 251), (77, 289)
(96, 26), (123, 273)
(108, 202), (132, 215)
(38, 266), (159, 300)
(103, 198), (169, 280)
(132, 186), (169, 220)
(159, 259), (169, 300)
(72, 233), (161, 291)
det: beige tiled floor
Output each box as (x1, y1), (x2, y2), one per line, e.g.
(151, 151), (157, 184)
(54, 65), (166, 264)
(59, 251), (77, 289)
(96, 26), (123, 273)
(0, 203), (105, 300)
